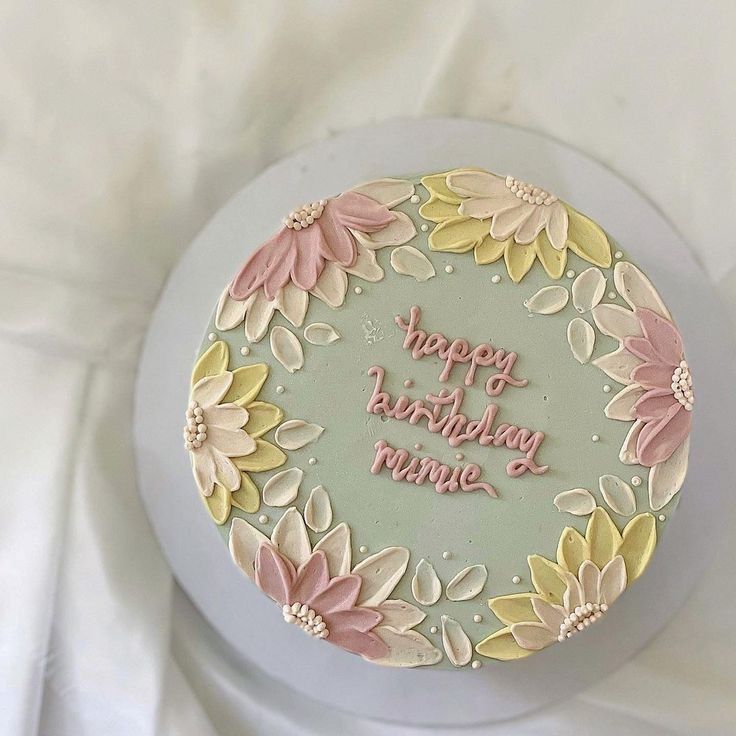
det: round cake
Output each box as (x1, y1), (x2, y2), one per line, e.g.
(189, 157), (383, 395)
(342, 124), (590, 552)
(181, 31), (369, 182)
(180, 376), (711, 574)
(184, 169), (692, 669)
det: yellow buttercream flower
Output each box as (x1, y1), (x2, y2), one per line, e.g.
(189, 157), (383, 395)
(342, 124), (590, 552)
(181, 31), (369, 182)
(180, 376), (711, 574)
(188, 340), (286, 524)
(420, 169), (612, 283)
(476, 508), (657, 660)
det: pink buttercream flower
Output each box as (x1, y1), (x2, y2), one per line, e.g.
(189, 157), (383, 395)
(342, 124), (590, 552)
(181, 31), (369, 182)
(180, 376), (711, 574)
(229, 192), (396, 301)
(255, 542), (389, 660)
(624, 308), (693, 467)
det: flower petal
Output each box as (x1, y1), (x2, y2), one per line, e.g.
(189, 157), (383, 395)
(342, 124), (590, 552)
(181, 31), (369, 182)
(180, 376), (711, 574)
(203, 483), (231, 525)
(352, 211), (416, 249)
(270, 507), (311, 567)
(353, 547), (410, 607)
(270, 325), (304, 374)
(562, 571), (583, 612)
(255, 542), (296, 605)
(605, 384), (646, 421)
(556, 527), (591, 573)
(515, 207), (548, 245)
(624, 336), (663, 363)
(343, 243), (383, 281)
(441, 615), (473, 667)
(531, 599), (566, 631)
(634, 388), (678, 421)
(312, 522), (351, 577)
(275, 282), (308, 328)
(229, 517), (269, 581)
(351, 178), (414, 207)
(233, 439), (286, 472)
(534, 229), (567, 278)
(546, 202), (569, 249)
(206, 403), (249, 430)
(631, 362), (675, 390)
(374, 600), (426, 632)
(504, 242), (536, 283)
(329, 607), (384, 634)
(230, 472), (260, 513)
(618, 513), (657, 580)
(191, 371), (233, 408)
(488, 593), (539, 625)
(428, 216), (488, 253)
(577, 560), (602, 604)
(566, 207), (612, 267)
(491, 204), (534, 241)
(331, 191), (395, 235)
(636, 403), (691, 467)
(290, 550), (331, 604)
(244, 290), (275, 343)
(592, 346), (643, 385)
(592, 303), (643, 340)
(243, 401), (283, 438)
(599, 555), (627, 605)
(215, 288), (247, 331)
(475, 235), (509, 265)
(618, 419), (643, 465)
(330, 629), (390, 660)
(475, 627), (534, 661)
(310, 261), (348, 308)
(191, 449), (216, 496)
(648, 437), (689, 510)
(191, 341), (230, 386)
(614, 261), (671, 319)
(585, 508), (622, 568)
(510, 622), (557, 651)
(371, 626), (443, 667)
(446, 170), (509, 198)
(210, 449), (241, 491)
(528, 555), (567, 604)
(309, 574), (361, 614)
(207, 426), (256, 457)
(222, 363), (269, 406)
(229, 229), (296, 301)
(637, 308), (684, 365)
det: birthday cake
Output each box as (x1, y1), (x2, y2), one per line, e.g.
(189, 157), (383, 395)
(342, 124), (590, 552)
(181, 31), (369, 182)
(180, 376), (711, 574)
(184, 169), (692, 669)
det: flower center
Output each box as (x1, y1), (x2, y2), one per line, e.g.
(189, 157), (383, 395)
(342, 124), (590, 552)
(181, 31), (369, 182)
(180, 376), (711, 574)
(557, 602), (608, 642)
(282, 602), (330, 639)
(670, 360), (694, 411)
(505, 175), (558, 206)
(183, 400), (208, 450)
(283, 200), (327, 230)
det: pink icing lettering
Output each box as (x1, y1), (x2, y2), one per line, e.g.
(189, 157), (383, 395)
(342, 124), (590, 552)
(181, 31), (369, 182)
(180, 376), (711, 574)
(395, 306), (528, 397)
(371, 440), (497, 497)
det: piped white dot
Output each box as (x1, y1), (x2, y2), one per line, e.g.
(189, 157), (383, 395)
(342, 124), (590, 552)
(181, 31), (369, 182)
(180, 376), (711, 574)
(420, 223), (429, 232)
(566, 270), (576, 279)
(445, 265), (454, 274)
(430, 625), (438, 634)
(414, 443), (423, 451)
(410, 194), (420, 204)
(276, 385), (285, 394)
(442, 551), (452, 560)
(614, 250), (623, 259)
(512, 575), (521, 585)
(603, 384), (612, 393)
(258, 515), (269, 524)
(473, 614), (482, 623)
(608, 291), (617, 300)
(591, 434), (600, 443)
(658, 514), (666, 522)
(308, 457), (317, 466)
(491, 274), (501, 284)
(240, 346), (250, 356)
(631, 476), (642, 487)
(404, 379), (414, 388)
(354, 286), (363, 295)
(208, 333), (217, 342)
(455, 453), (464, 461)
(471, 660), (482, 670)
(359, 545), (368, 554)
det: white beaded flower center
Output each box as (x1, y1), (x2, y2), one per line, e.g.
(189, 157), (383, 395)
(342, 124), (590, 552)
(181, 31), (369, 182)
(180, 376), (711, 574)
(183, 400), (207, 450)
(557, 602), (608, 642)
(670, 360), (694, 411)
(505, 175), (557, 206)
(282, 602), (330, 639)
(283, 200), (327, 230)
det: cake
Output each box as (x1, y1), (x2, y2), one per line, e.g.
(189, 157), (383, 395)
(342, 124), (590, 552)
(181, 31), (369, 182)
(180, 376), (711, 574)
(184, 169), (692, 669)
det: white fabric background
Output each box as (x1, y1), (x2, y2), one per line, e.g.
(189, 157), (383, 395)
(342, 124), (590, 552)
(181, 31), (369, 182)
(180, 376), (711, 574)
(2, 1), (735, 734)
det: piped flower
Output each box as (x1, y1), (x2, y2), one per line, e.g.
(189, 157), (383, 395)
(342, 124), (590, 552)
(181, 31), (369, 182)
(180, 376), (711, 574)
(593, 262), (693, 510)
(187, 341), (287, 524)
(216, 179), (417, 342)
(230, 507), (442, 667)
(421, 169), (611, 282)
(476, 508), (656, 661)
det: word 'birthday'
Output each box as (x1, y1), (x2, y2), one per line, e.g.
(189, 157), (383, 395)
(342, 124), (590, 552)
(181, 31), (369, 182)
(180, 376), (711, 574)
(395, 306), (527, 397)
(367, 366), (547, 478)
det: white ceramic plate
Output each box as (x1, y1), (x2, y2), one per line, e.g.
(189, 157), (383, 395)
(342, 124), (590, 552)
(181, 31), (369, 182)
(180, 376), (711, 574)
(134, 118), (734, 727)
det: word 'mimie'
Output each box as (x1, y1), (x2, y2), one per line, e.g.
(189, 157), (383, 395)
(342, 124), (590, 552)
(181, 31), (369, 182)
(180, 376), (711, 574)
(395, 306), (527, 397)
(366, 365), (547, 478)
(370, 440), (497, 498)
